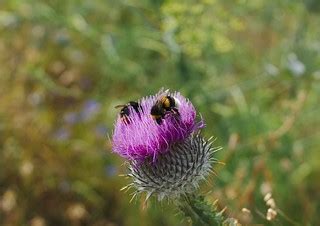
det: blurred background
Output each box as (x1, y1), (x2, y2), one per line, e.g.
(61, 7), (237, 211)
(0, 0), (320, 225)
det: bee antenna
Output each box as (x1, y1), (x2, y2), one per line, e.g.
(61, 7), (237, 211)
(115, 105), (126, 109)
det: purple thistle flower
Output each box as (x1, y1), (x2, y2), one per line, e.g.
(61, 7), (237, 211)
(112, 89), (204, 161)
(111, 89), (220, 201)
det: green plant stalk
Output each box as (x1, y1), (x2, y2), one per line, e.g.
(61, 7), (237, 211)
(177, 194), (225, 226)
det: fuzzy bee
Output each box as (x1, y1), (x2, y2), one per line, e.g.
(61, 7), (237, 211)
(115, 101), (142, 124)
(150, 95), (180, 125)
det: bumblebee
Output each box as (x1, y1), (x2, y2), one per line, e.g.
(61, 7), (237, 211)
(115, 101), (142, 124)
(150, 95), (180, 125)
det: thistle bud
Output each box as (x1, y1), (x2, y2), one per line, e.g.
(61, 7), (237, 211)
(126, 133), (219, 200)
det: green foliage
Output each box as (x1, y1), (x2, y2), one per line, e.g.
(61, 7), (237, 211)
(0, 0), (320, 225)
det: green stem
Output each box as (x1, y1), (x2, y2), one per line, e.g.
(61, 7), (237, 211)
(177, 194), (225, 226)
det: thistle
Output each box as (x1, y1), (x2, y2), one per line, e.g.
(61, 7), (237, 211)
(112, 89), (204, 162)
(126, 133), (219, 201)
(112, 89), (229, 225)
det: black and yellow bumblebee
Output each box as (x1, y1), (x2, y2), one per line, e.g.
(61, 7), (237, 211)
(115, 101), (142, 124)
(150, 95), (180, 124)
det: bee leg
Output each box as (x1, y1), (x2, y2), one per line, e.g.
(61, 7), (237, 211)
(171, 107), (180, 116)
(121, 116), (131, 125)
(156, 117), (163, 125)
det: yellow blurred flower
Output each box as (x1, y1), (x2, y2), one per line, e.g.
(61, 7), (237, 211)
(1, 189), (16, 212)
(66, 203), (87, 221)
(229, 18), (246, 31)
(213, 34), (234, 53)
(20, 160), (34, 177)
(30, 216), (46, 226)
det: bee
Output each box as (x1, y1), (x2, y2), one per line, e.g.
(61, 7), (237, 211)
(115, 101), (142, 124)
(150, 95), (180, 125)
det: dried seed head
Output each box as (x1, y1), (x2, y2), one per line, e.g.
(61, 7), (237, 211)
(241, 208), (251, 214)
(266, 198), (276, 209)
(266, 208), (277, 221)
(124, 133), (220, 200)
(264, 192), (272, 202)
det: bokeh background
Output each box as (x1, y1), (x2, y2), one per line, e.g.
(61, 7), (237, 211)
(1, 0), (320, 225)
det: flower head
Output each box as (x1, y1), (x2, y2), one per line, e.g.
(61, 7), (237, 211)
(112, 89), (219, 201)
(112, 89), (203, 161)
(124, 133), (220, 200)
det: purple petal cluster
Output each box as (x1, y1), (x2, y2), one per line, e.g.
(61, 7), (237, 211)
(112, 90), (203, 161)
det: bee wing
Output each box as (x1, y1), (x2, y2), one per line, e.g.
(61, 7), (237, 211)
(173, 97), (181, 107)
(156, 88), (170, 97)
(163, 88), (170, 94)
